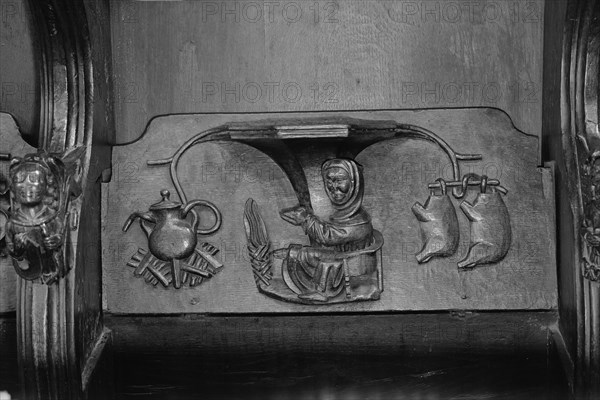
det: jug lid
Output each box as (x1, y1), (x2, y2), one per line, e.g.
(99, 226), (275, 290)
(149, 189), (182, 210)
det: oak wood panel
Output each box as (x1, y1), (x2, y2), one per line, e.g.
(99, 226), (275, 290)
(1, 312), (569, 399)
(106, 311), (557, 355)
(106, 312), (568, 399)
(102, 108), (557, 314)
(110, 0), (544, 144)
(75, 0), (116, 381)
(0, 0), (39, 142)
(541, 0), (576, 365)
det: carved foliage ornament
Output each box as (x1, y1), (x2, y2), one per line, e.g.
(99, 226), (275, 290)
(581, 152), (600, 282)
(574, 2), (600, 284)
(0, 153), (10, 258)
(4, 149), (84, 284)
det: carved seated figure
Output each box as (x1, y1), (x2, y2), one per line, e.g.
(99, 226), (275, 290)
(273, 158), (383, 303)
(5, 154), (66, 284)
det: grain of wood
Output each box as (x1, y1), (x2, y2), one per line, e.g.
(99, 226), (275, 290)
(110, 0), (545, 144)
(0, 0), (39, 141)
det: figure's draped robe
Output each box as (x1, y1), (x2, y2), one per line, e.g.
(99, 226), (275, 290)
(6, 208), (64, 282)
(284, 159), (373, 299)
(287, 212), (373, 296)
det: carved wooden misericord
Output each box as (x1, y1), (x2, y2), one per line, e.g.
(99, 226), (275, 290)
(144, 117), (511, 304)
(101, 111), (553, 312)
(141, 119), (446, 304)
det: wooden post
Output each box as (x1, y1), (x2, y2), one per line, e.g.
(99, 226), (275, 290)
(11, 0), (115, 398)
(547, 0), (600, 397)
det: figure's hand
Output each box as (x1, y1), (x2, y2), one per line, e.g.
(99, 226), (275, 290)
(280, 205), (308, 226)
(272, 248), (289, 259)
(43, 234), (63, 250)
(10, 232), (31, 255)
(14, 232), (32, 247)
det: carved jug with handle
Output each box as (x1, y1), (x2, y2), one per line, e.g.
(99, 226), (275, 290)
(123, 189), (222, 262)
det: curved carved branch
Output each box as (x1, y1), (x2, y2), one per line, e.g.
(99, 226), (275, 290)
(146, 120), (483, 206)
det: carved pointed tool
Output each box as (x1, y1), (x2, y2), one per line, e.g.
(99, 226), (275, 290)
(181, 252), (199, 285)
(196, 248), (223, 271)
(190, 243), (220, 284)
(146, 259), (170, 287)
(127, 248), (154, 277)
(181, 262), (212, 278)
(172, 259), (182, 289)
(126, 242), (222, 288)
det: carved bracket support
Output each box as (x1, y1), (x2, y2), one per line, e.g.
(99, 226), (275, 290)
(6, 149), (85, 284)
(141, 117), (509, 304)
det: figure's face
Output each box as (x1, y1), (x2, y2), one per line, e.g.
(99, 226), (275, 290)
(12, 166), (47, 206)
(324, 167), (351, 205)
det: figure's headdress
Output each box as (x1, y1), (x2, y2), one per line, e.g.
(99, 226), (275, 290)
(321, 158), (370, 225)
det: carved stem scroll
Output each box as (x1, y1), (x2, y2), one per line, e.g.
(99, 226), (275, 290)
(146, 120), (483, 206)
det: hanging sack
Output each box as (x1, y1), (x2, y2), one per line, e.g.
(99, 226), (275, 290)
(458, 177), (511, 269)
(412, 179), (460, 263)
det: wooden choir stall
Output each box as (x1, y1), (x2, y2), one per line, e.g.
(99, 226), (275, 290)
(0, 0), (598, 398)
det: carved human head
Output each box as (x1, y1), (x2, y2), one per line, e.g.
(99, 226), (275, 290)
(321, 158), (364, 209)
(9, 153), (59, 209)
(323, 166), (351, 205)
